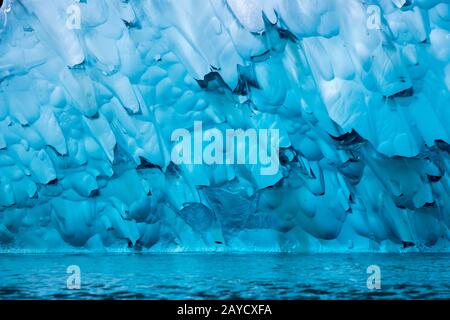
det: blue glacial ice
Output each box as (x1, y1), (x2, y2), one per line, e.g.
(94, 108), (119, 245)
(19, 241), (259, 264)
(0, 0), (449, 252)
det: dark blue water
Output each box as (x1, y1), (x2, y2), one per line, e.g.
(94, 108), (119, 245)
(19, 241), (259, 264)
(0, 253), (448, 299)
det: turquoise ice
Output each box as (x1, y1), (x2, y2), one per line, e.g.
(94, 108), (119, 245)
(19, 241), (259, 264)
(0, 0), (449, 252)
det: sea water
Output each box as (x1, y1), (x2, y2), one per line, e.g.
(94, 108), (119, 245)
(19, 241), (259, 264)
(0, 253), (448, 300)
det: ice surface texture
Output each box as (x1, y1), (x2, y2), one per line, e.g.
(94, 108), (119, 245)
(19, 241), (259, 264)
(0, 0), (449, 252)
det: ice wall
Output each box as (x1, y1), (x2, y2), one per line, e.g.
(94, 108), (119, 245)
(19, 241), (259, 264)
(0, 0), (449, 252)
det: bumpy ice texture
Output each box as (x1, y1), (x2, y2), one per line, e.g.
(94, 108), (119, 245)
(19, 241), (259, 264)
(0, 0), (449, 252)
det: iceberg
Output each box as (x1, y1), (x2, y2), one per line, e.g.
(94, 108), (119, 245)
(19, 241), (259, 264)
(0, 0), (449, 252)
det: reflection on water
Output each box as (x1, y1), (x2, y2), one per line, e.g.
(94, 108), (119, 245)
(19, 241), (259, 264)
(0, 253), (448, 299)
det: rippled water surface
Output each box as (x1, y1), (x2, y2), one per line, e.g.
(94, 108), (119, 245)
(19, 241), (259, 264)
(0, 253), (448, 299)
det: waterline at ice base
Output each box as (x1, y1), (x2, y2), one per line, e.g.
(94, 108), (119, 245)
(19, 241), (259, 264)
(0, 0), (449, 254)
